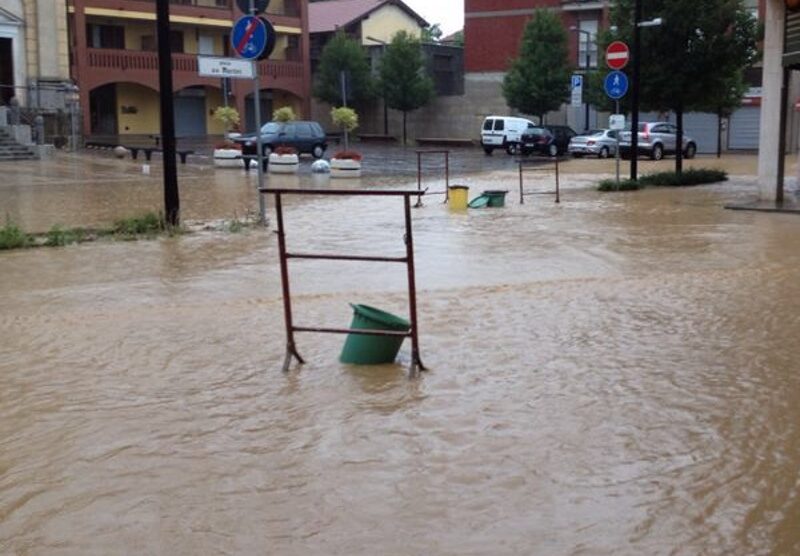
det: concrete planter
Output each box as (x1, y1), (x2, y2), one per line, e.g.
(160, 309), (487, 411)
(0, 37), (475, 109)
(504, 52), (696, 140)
(213, 148), (243, 168)
(330, 157), (362, 178)
(269, 153), (299, 174)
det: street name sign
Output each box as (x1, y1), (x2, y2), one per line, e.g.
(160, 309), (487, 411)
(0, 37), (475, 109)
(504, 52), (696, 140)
(198, 56), (255, 79)
(571, 74), (583, 107)
(606, 41), (630, 70)
(604, 70), (629, 99)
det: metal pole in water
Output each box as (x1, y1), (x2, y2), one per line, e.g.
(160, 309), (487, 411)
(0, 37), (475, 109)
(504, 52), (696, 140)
(615, 100), (621, 187)
(251, 0), (266, 225)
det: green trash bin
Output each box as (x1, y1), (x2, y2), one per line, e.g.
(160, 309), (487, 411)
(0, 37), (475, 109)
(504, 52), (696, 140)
(340, 304), (411, 364)
(483, 190), (508, 207)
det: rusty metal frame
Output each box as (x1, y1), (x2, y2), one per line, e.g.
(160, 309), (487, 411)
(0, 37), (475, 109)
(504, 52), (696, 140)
(261, 187), (428, 378)
(416, 149), (450, 206)
(518, 157), (561, 205)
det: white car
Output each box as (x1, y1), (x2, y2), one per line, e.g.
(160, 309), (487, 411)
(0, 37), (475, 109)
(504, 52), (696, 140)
(480, 116), (538, 155)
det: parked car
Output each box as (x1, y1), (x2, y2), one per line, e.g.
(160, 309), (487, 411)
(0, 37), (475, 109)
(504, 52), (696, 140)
(235, 121), (327, 158)
(519, 125), (577, 157)
(480, 116), (538, 155)
(618, 122), (697, 160)
(568, 129), (619, 158)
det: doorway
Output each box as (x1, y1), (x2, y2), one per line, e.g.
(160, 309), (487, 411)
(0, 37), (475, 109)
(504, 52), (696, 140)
(0, 38), (13, 105)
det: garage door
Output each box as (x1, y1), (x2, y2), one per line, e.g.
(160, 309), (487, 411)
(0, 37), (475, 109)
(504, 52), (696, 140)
(175, 90), (207, 137)
(728, 106), (761, 150)
(682, 112), (719, 154)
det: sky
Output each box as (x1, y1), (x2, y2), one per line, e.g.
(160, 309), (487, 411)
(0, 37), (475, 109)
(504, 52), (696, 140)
(402, 0), (464, 36)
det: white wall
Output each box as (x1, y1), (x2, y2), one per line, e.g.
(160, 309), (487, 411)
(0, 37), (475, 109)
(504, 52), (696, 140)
(757, 0), (786, 200)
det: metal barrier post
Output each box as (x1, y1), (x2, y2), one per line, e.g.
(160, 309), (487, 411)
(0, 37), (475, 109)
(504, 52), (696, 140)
(275, 192), (305, 372)
(517, 157), (562, 204)
(264, 187), (427, 377)
(415, 149), (451, 206)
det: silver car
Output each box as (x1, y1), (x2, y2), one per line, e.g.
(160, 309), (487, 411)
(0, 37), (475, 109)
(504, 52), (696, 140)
(568, 129), (619, 159)
(619, 122), (697, 160)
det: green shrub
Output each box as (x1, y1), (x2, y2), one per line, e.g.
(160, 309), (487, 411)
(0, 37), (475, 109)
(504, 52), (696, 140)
(598, 168), (728, 192)
(598, 178), (642, 192)
(640, 168), (728, 187)
(45, 225), (86, 247)
(0, 220), (31, 250)
(113, 212), (165, 237)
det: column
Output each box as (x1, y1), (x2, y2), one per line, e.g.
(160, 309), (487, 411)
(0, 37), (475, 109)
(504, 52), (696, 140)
(758, 0), (786, 200)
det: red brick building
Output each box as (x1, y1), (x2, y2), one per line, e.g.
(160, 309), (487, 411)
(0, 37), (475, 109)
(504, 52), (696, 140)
(465, 0), (611, 74)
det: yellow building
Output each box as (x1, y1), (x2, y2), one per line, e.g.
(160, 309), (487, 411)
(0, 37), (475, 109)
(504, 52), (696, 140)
(69, 0), (312, 137)
(0, 0), (72, 108)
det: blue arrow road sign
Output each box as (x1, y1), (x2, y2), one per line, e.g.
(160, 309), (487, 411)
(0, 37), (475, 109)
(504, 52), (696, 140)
(231, 16), (267, 60)
(604, 70), (629, 100)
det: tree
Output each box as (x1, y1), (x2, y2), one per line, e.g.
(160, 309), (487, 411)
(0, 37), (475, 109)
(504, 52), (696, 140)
(422, 23), (443, 43)
(502, 10), (571, 123)
(331, 106), (359, 151)
(313, 32), (375, 106)
(272, 106), (296, 122)
(379, 31), (435, 145)
(609, 0), (760, 174)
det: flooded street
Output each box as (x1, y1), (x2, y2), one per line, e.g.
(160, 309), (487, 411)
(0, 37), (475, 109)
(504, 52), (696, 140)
(2, 151), (800, 554)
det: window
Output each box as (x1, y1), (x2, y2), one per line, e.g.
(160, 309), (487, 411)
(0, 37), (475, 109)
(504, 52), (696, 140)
(141, 32), (184, 52)
(578, 19), (598, 68)
(86, 24), (125, 49)
(297, 124), (314, 138)
(483, 119), (494, 131)
(494, 119), (504, 131)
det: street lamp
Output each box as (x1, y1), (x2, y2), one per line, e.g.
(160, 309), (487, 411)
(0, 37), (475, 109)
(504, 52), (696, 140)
(365, 35), (389, 136)
(569, 26), (593, 131)
(630, 1), (664, 181)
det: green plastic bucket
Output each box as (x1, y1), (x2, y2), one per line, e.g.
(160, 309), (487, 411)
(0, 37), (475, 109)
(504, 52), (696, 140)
(483, 190), (508, 207)
(340, 304), (411, 364)
(468, 194), (491, 209)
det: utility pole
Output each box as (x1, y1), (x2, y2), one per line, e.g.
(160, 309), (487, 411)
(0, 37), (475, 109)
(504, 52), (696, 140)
(155, 0), (180, 225)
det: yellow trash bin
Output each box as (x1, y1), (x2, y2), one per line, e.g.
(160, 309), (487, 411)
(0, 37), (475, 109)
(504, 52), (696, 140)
(448, 185), (469, 210)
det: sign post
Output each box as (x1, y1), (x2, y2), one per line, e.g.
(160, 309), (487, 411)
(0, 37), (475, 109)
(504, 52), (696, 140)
(604, 41), (630, 188)
(571, 74), (583, 108)
(231, 11), (270, 224)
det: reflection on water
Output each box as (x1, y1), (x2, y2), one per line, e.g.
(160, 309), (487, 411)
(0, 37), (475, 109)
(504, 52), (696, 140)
(1, 156), (800, 554)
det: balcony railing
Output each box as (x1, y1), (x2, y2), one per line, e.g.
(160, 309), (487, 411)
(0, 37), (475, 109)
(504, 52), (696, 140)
(85, 48), (304, 79)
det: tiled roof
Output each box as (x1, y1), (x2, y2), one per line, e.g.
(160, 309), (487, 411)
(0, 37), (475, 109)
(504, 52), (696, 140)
(309, 0), (428, 34)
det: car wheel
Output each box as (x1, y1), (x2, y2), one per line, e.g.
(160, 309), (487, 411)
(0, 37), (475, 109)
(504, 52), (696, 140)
(684, 143), (697, 159)
(483, 146), (494, 156)
(505, 142), (519, 155)
(548, 144), (558, 157)
(598, 146), (610, 159)
(312, 144), (325, 159)
(651, 144), (664, 161)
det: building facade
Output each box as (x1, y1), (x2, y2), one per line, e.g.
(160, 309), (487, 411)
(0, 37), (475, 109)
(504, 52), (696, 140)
(0, 0), (72, 109)
(68, 0), (312, 137)
(461, 0), (773, 153)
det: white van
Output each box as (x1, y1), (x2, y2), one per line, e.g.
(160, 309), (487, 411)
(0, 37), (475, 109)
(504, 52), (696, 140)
(480, 116), (538, 155)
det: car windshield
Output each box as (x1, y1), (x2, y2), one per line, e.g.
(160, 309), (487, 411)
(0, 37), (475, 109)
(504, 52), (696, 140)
(260, 122), (281, 134)
(579, 130), (605, 137)
(525, 127), (547, 135)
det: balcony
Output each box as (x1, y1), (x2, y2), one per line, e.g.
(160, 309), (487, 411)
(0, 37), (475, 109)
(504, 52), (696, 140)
(71, 0), (301, 17)
(79, 48), (305, 93)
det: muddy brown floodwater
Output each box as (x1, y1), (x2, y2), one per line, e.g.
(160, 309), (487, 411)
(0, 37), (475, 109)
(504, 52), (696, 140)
(1, 152), (800, 555)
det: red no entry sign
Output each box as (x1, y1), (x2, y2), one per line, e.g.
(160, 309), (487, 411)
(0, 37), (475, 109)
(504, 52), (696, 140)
(606, 41), (630, 70)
